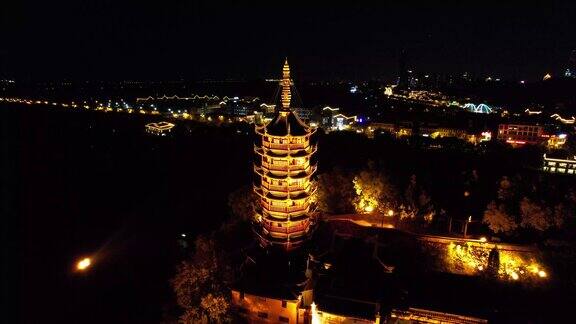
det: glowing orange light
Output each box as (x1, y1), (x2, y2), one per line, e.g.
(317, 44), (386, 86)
(76, 257), (92, 271)
(538, 270), (547, 278)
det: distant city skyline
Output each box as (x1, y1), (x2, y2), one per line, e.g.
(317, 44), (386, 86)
(1, 1), (575, 81)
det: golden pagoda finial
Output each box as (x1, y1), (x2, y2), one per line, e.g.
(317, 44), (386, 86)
(281, 58), (291, 110)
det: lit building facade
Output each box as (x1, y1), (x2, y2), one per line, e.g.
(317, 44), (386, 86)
(253, 60), (318, 251)
(321, 106), (357, 131)
(543, 154), (576, 175)
(145, 121), (175, 136)
(497, 123), (567, 148)
(497, 124), (544, 145)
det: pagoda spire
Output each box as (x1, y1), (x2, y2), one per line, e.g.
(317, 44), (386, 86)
(281, 58), (292, 111)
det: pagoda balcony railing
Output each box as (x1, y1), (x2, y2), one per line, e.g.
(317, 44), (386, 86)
(254, 144), (317, 157)
(261, 202), (308, 213)
(261, 182), (309, 192)
(261, 161), (309, 171)
(253, 229), (306, 251)
(262, 141), (307, 150)
(254, 165), (317, 179)
(263, 221), (309, 234)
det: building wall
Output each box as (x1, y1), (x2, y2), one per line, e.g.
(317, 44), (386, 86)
(543, 156), (576, 175)
(231, 290), (300, 323)
(497, 124), (544, 145)
(313, 311), (376, 324)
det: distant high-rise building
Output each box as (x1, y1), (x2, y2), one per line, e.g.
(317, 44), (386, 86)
(566, 50), (576, 78)
(396, 49), (409, 90)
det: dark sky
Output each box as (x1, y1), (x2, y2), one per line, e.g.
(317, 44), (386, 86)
(1, 0), (575, 81)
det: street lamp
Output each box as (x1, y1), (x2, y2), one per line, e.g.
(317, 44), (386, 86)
(76, 257), (92, 271)
(381, 209), (394, 227)
(538, 270), (547, 278)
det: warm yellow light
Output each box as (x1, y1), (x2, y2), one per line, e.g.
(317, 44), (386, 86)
(387, 209), (394, 217)
(364, 205), (374, 213)
(464, 191), (470, 197)
(76, 257), (92, 271)
(311, 302), (320, 324)
(511, 272), (519, 280)
(538, 270), (547, 278)
(479, 237), (487, 243)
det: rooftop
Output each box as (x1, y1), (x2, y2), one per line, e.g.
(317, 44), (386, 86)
(263, 110), (312, 136)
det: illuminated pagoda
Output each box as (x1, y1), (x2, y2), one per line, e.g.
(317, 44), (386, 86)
(253, 59), (318, 251)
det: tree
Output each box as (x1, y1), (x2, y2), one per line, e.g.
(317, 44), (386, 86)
(316, 167), (356, 214)
(497, 176), (517, 202)
(352, 161), (398, 214)
(228, 185), (257, 223)
(171, 235), (233, 323)
(519, 198), (550, 231)
(483, 201), (517, 234)
(404, 174), (418, 209)
(519, 198), (565, 232)
(552, 203), (568, 228)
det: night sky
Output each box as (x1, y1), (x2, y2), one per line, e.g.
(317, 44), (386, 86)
(1, 0), (575, 81)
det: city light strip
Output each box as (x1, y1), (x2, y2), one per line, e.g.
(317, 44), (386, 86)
(0, 96), (235, 124)
(333, 113), (357, 121)
(542, 154), (576, 163)
(135, 94), (231, 102)
(506, 140), (526, 145)
(550, 113), (575, 124)
(525, 109), (542, 115)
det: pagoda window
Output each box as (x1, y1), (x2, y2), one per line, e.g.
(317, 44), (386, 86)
(277, 223), (282, 227)
(271, 200), (285, 207)
(273, 158), (287, 166)
(291, 158), (304, 165)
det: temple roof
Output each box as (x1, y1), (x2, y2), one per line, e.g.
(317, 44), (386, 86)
(231, 247), (310, 300)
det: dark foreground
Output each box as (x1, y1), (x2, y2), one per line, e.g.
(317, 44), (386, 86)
(1, 104), (252, 323)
